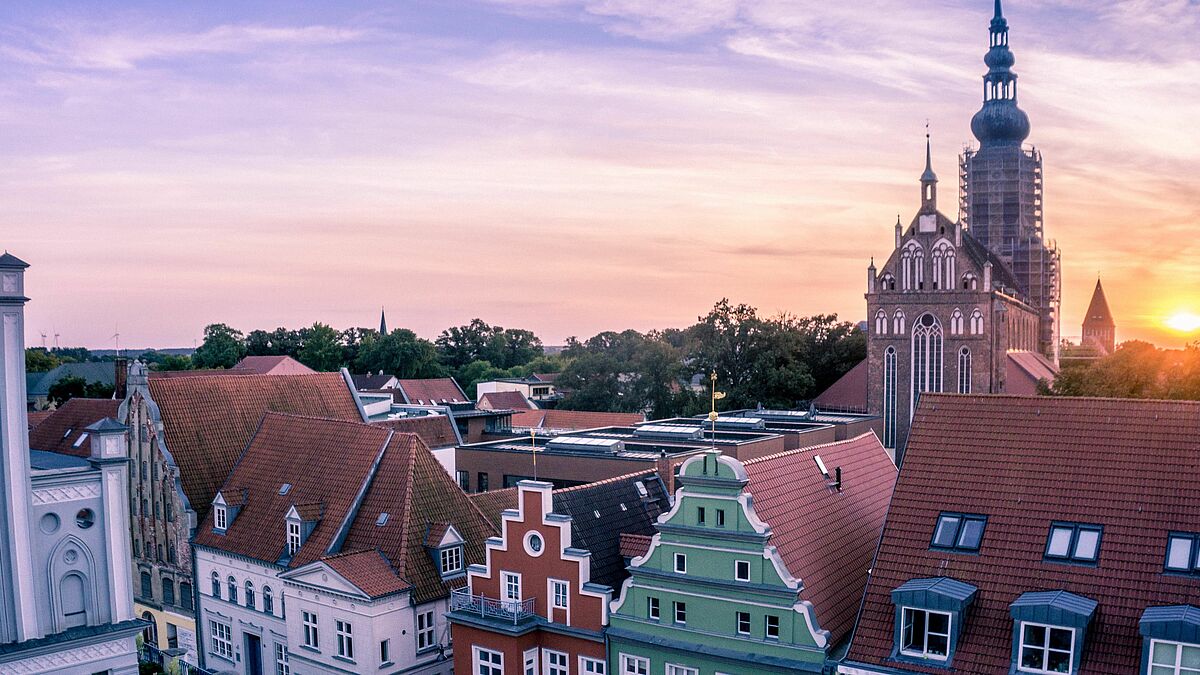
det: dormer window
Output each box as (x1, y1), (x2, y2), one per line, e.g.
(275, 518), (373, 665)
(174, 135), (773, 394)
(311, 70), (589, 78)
(214, 506), (227, 531)
(287, 521), (301, 556)
(440, 546), (462, 576)
(426, 522), (466, 578)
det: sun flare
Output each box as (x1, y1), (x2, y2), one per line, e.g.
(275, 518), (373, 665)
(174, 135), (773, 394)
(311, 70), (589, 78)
(1166, 312), (1200, 333)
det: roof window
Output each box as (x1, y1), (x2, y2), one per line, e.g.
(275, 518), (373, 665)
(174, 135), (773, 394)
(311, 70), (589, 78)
(1044, 523), (1102, 564)
(931, 513), (987, 552)
(1165, 533), (1200, 574)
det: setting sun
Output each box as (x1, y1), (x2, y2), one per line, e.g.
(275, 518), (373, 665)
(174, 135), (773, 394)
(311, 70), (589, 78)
(1166, 312), (1200, 333)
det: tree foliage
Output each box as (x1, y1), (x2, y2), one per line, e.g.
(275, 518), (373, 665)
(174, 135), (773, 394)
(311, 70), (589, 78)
(298, 323), (344, 372)
(436, 319), (544, 370)
(25, 348), (60, 372)
(1042, 340), (1200, 400)
(191, 323), (246, 369)
(48, 376), (115, 406)
(354, 329), (444, 379)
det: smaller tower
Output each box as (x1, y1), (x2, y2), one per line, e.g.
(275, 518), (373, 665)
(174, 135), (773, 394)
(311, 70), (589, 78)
(920, 131), (938, 214)
(1082, 278), (1116, 355)
(379, 307), (388, 335)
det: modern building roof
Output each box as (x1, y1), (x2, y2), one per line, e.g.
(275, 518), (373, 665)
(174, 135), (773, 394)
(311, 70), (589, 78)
(845, 393), (1200, 673)
(477, 391), (535, 411)
(742, 432), (897, 647)
(230, 355), (315, 376)
(26, 362), (117, 397)
(351, 373), (396, 391)
(371, 415), (460, 449)
(1005, 350), (1059, 395)
(396, 378), (469, 405)
(812, 359), (868, 412)
(147, 372), (362, 515)
(27, 398), (121, 457)
(471, 470), (672, 589)
(510, 408), (645, 431)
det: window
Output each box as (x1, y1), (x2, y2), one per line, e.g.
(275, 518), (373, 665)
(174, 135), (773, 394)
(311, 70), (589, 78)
(416, 610), (435, 651)
(167, 622), (179, 649)
(336, 619), (354, 660)
(766, 614), (780, 639)
(950, 309), (964, 335)
(621, 655), (649, 675)
(503, 572), (521, 601)
(475, 647), (503, 675)
(883, 346), (897, 448)
(552, 580), (569, 609)
(697, 507), (706, 525)
(875, 309), (888, 334)
(970, 309), (984, 335)
(1148, 639), (1200, 675)
(674, 552), (686, 573)
(210, 572), (220, 599)
(245, 581), (255, 609)
(1018, 622), (1074, 673)
(674, 601), (687, 624)
(1045, 523), (1102, 563)
(140, 571), (152, 598)
(302, 610), (319, 649)
(162, 578), (175, 605)
(478, 472), (489, 492)
(736, 611), (751, 634)
(440, 546), (463, 576)
(900, 607), (951, 660)
(716, 509), (725, 527)
(931, 513), (987, 552)
(1165, 533), (1200, 573)
(735, 560), (750, 581)
(214, 505), (227, 530)
(893, 310), (906, 335)
(958, 347), (972, 394)
(666, 666), (698, 675)
(580, 656), (606, 674)
(210, 620), (233, 659)
(524, 648), (538, 675)
(287, 521), (301, 556)
(263, 585), (273, 614)
(911, 314), (943, 419)
(228, 576), (237, 603)
(179, 582), (192, 610)
(545, 650), (568, 675)
(275, 642), (290, 675)
(456, 470), (469, 491)
(380, 638), (391, 664)
(647, 596), (660, 621)
(72, 432), (88, 448)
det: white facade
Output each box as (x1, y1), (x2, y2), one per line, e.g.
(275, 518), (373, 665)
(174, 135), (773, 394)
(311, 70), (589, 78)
(195, 546), (289, 675)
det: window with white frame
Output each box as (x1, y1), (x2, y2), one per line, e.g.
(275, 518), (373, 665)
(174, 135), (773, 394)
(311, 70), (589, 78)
(544, 649), (568, 675)
(1148, 639), (1200, 675)
(621, 654), (649, 675)
(336, 619), (354, 660)
(214, 505), (227, 530)
(580, 656), (606, 674)
(228, 576), (237, 603)
(440, 545), (463, 576)
(475, 647), (503, 675)
(503, 571), (521, 601)
(666, 665), (699, 675)
(674, 552), (686, 573)
(274, 642), (290, 675)
(380, 638), (391, 664)
(647, 596), (660, 621)
(736, 611), (751, 635)
(674, 601), (687, 624)
(766, 614), (780, 639)
(209, 620), (233, 659)
(900, 607), (951, 660)
(735, 560), (750, 581)
(552, 579), (569, 610)
(416, 609), (435, 651)
(958, 347), (972, 394)
(302, 610), (319, 649)
(1017, 622), (1074, 673)
(524, 648), (538, 675)
(287, 520), (301, 555)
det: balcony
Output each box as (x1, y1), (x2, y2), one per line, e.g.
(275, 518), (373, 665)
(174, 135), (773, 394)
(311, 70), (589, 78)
(450, 588), (536, 626)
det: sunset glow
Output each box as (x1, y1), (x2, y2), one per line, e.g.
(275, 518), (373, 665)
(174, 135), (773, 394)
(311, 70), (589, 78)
(1166, 312), (1200, 334)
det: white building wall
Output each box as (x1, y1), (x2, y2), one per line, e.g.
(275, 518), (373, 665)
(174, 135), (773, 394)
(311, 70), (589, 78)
(195, 547), (288, 675)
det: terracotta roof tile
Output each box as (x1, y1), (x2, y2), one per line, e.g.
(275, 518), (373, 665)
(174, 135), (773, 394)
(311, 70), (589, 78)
(510, 408), (644, 431)
(477, 391), (535, 411)
(322, 549), (409, 598)
(148, 372), (362, 516)
(469, 488), (518, 528)
(846, 394), (1200, 673)
(372, 415), (458, 448)
(813, 359), (868, 411)
(743, 432), (897, 646)
(27, 410), (54, 430)
(396, 378), (468, 405)
(28, 398), (120, 457)
(619, 533), (653, 559)
(231, 355), (315, 375)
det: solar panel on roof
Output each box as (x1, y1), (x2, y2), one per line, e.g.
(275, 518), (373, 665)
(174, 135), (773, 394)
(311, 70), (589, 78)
(633, 424), (704, 441)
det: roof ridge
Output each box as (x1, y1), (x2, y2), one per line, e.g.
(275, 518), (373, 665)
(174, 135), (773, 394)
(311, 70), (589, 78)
(921, 392), (1200, 406)
(743, 431), (882, 466)
(552, 468), (659, 494)
(391, 434), (420, 580)
(259, 411), (386, 428)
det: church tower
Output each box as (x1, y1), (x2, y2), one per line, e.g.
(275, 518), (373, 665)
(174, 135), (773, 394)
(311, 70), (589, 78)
(1082, 278), (1116, 355)
(959, 0), (1061, 362)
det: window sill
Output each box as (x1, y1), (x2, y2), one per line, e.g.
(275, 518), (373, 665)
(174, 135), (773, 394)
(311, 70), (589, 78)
(332, 655), (357, 665)
(298, 644), (321, 654)
(416, 646), (439, 655)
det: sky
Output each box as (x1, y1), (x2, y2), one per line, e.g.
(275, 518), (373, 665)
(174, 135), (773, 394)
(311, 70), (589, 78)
(2, 0), (1198, 349)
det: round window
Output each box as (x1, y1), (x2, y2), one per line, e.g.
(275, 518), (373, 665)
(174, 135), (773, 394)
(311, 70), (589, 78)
(40, 512), (60, 534)
(76, 509), (95, 529)
(524, 531), (545, 556)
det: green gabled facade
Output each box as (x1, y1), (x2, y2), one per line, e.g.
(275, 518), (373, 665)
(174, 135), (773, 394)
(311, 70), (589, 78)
(607, 450), (831, 674)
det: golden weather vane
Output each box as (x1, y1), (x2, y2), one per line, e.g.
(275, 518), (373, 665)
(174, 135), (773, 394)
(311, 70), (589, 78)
(709, 371), (726, 452)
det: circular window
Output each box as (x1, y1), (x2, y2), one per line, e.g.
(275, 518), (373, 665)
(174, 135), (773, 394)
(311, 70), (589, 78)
(75, 509), (95, 529)
(40, 512), (60, 534)
(921, 314), (936, 327)
(524, 531), (545, 557)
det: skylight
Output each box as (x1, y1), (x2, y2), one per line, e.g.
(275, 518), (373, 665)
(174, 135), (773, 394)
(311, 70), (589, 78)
(62, 428), (73, 439)
(1044, 523), (1102, 563)
(814, 455), (829, 478)
(1165, 533), (1200, 573)
(71, 433), (89, 449)
(376, 513), (389, 527)
(931, 513), (987, 552)
(279, 483), (292, 496)
(635, 481), (648, 497)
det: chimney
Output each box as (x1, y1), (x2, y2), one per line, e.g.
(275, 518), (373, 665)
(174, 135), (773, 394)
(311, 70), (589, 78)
(114, 357), (128, 398)
(834, 466), (843, 492)
(983, 261), (993, 291)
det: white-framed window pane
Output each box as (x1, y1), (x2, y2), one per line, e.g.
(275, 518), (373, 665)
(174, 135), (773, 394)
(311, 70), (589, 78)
(524, 648), (538, 675)
(1019, 622), (1074, 674)
(932, 516), (960, 547)
(735, 560), (750, 581)
(504, 572), (521, 601)
(553, 580), (568, 609)
(647, 596), (659, 620)
(1047, 527), (1073, 557)
(580, 656), (606, 674)
(666, 665), (699, 675)
(1167, 536), (1194, 570)
(476, 647), (504, 675)
(274, 642), (290, 675)
(736, 611), (750, 634)
(621, 654), (649, 675)
(544, 649), (568, 675)
(674, 553), (686, 573)
(417, 610), (435, 650)
(674, 601), (686, 624)
(900, 608), (950, 660)
(1074, 529), (1100, 559)
(765, 614), (780, 639)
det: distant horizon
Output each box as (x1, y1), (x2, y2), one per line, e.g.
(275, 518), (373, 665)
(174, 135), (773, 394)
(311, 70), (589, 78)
(6, 1), (1198, 348)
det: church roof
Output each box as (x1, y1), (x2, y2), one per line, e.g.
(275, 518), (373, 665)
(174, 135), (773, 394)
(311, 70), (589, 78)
(1084, 278), (1115, 327)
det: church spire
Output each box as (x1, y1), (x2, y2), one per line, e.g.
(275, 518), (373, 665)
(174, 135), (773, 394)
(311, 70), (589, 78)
(971, 0), (1030, 147)
(920, 128), (937, 213)
(379, 307), (388, 335)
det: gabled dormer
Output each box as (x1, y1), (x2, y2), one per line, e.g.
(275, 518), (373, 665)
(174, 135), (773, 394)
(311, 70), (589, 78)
(426, 522), (465, 579)
(284, 502), (323, 561)
(211, 489), (246, 535)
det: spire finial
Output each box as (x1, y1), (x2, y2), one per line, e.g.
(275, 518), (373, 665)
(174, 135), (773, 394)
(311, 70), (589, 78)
(924, 121), (933, 173)
(994, 0), (1003, 20)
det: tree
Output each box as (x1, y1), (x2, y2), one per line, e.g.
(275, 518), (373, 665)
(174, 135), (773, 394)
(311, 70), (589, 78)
(456, 360), (514, 399)
(191, 323), (246, 369)
(298, 323), (344, 372)
(354, 329), (444, 379)
(25, 348), (59, 372)
(48, 376), (115, 407)
(436, 319), (544, 370)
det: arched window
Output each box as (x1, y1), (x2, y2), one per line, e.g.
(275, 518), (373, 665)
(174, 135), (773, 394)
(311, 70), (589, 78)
(950, 309), (964, 335)
(970, 309), (985, 335)
(893, 310), (906, 335)
(228, 576), (238, 604)
(141, 610), (157, 645)
(945, 250), (956, 286)
(61, 574), (89, 629)
(875, 310), (888, 335)
(210, 572), (220, 598)
(245, 581), (255, 610)
(901, 250), (912, 290)
(881, 274), (895, 292)
(958, 347), (972, 394)
(932, 249), (943, 289)
(962, 273), (977, 290)
(263, 586), (274, 615)
(883, 346), (897, 449)
(911, 313), (944, 420)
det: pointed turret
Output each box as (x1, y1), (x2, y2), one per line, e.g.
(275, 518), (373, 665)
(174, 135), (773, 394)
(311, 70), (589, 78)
(920, 131), (938, 213)
(1082, 278), (1116, 354)
(379, 307), (388, 335)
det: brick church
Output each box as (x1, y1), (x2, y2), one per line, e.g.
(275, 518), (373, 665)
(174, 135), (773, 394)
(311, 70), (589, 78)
(866, 0), (1061, 456)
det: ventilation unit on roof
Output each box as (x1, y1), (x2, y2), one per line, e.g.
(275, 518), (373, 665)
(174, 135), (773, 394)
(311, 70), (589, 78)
(632, 424), (704, 442)
(546, 436), (625, 454)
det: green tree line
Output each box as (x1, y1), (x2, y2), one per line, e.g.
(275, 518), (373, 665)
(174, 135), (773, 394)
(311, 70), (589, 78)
(1041, 340), (1200, 400)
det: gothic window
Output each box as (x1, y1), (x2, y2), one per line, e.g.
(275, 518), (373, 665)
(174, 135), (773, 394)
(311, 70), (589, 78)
(893, 310), (906, 335)
(932, 250), (943, 289)
(883, 347), (897, 449)
(950, 309), (964, 335)
(881, 274), (895, 292)
(902, 251), (912, 290)
(875, 310), (888, 335)
(911, 314), (944, 420)
(959, 347), (972, 394)
(211, 572), (220, 598)
(970, 309), (985, 335)
(962, 273), (977, 291)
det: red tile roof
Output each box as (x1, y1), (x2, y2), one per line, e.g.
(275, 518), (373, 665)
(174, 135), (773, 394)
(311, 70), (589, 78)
(396, 378), (468, 405)
(533, 373), (559, 383)
(372, 415), (459, 448)
(477, 391), (535, 411)
(813, 359), (868, 412)
(148, 372), (362, 515)
(620, 533), (653, 559)
(510, 408), (644, 431)
(322, 549), (410, 599)
(1006, 350), (1058, 396)
(231, 355), (315, 375)
(743, 432), (897, 646)
(845, 394), (1200, 673)
(27, 410), (54, 430)
(28, 398), (120, 457)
